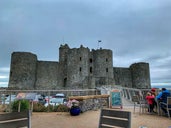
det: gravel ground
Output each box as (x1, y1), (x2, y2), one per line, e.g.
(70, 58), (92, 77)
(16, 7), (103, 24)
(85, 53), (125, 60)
(31, 107), (171, 128)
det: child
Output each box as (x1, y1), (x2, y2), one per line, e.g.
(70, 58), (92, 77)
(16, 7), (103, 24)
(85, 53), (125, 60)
(146, 92), (155, 113)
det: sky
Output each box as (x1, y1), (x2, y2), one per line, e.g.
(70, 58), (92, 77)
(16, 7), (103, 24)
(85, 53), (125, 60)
(0, 0), (171, 87)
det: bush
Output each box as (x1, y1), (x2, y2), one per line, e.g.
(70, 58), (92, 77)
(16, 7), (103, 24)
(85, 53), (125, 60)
(44, 104), (69, 112)
(12, 100), (29, 112)
(11, 101), (69, 112)
(55, 104), (69, 112)
(33, 102), (47, 112)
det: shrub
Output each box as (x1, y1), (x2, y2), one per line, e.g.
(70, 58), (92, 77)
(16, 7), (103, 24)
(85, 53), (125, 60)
(33, 102), (47, 112)
(12, 100), (29, 112)
(55, 104), (69, 112)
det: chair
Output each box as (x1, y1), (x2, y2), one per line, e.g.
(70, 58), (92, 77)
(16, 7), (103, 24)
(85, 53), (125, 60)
(132, 95), (148, 114)
(139, 99), (148, 114)
(159, 97), (171, 118)
(132, 95), (139, 113)
(98, 108), (131, 128)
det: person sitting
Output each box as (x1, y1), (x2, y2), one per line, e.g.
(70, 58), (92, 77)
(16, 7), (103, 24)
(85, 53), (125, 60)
(156, 88), (171, 116)
(146, 92), (155, 113)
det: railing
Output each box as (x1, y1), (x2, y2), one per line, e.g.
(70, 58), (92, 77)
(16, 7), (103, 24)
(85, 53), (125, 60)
(103, 86), (150, 102)
(119, 87), (171, 102)
(0, 89), (100, 105)
(1, 87), (170, 111)
(0, 87), (163, 105)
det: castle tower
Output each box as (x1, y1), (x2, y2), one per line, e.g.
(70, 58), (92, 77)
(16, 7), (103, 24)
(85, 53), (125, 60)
(59, 44), (70, 63)
(92, 48), (114, 85)
(66, 45), (90, 88)
(130, 62), (151, 89)
(58, 44), (70, 87)
(8, 52), (37, 89)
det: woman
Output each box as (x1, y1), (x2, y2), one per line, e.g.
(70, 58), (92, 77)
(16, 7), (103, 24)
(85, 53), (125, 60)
(146, 92), (155, 113)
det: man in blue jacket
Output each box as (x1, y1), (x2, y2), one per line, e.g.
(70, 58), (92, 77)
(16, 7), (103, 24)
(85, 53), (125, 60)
(156, 88), (171, 115)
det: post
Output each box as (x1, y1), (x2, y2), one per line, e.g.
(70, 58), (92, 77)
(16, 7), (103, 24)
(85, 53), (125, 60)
(18, 100), (21, 112)
(28, 110), (31, 128)
(48, 91), (50, 112)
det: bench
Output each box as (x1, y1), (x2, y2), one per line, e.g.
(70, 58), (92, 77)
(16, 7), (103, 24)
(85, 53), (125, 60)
(0, 110), (31, 128)
(98, 108), (131, 128)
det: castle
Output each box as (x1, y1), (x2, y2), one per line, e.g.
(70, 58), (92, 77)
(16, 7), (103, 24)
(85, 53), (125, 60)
(8, 44), (151, 90)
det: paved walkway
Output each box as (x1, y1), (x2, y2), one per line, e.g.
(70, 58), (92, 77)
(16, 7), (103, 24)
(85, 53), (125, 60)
(122, 97), (135, 106)
(31, 107), (171, 128)
(31, 98), (171, 128)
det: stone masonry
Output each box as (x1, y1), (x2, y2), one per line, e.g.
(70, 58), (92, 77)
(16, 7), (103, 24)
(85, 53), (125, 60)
(8, 44), (151, 90)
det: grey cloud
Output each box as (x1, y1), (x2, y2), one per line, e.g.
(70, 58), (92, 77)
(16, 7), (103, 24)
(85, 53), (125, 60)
(1, 0), (171, 86)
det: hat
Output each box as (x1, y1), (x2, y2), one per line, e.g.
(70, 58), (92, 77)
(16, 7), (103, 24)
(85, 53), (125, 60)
(151, 88), (156, 92)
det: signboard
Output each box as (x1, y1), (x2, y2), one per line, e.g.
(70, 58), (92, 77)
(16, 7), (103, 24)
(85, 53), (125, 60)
(110, 89), (122, 108)
(16, 93), (37, 100)
(16, 93), (37, 112)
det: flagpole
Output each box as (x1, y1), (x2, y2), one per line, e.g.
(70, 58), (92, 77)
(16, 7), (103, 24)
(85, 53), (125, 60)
(98, 40), (101, 49)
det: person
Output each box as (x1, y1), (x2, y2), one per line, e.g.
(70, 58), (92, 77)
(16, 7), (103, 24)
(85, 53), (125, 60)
(150, 88), (157, 112)
(146, 92), (155, 113)
(150, 88), (156, 96)
(156, 88), (171, 115)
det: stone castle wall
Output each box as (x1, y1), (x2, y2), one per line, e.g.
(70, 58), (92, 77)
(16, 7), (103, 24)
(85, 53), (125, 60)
(113, 67), (132, 88)
(8, 44), (151, 89)
(35, 61), (59, 90)
(113, 62), (150, 89)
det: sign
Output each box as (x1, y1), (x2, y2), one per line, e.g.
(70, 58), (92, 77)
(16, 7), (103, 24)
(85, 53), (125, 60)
(16, 93), (37, 100)
(110, 89), (122, 108)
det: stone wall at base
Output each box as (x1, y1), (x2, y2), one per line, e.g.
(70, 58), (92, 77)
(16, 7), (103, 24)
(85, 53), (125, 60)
(79, 98), (108, 112)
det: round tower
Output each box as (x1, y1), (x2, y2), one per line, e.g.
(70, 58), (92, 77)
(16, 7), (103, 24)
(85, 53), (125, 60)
(130, 62), (151, 89)
(8, 52), (37, 89)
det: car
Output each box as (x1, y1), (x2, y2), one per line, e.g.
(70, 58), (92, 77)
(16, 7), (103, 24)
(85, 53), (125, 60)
(45, 96), (52, 101)
(55, 93), (65, 98)
(44, 93), (67, 107)
(44, 98), (63, 107)
(0, 94), (6, 104)
(5, 95), (16, 104)
(29, 94), (46, 105)
(37, 94), (46, 105)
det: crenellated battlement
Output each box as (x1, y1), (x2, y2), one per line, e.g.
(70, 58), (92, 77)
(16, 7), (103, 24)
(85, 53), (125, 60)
(8, 44), (151, 90)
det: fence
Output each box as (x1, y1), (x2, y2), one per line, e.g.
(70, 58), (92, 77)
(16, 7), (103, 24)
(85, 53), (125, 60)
(0, 89), (101, 112)
(1, 87), (169, 112)
(0, 87), (153, 107)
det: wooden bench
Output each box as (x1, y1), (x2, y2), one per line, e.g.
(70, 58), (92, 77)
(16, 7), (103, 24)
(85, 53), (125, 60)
(98, 108), (131, 128)
(0, 110), (31, 128)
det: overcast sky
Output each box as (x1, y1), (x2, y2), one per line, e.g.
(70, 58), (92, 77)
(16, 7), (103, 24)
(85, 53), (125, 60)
(0, 0), (171, 87)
